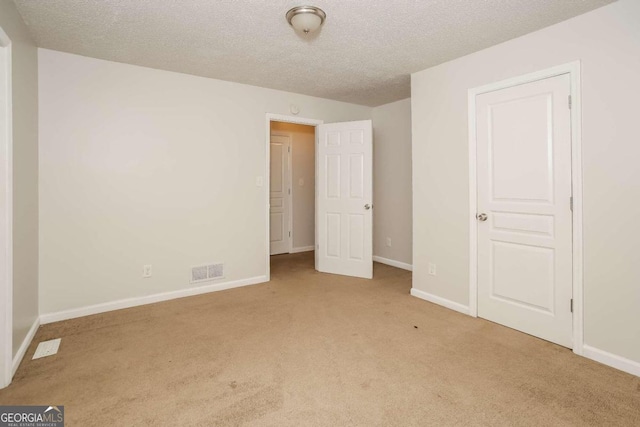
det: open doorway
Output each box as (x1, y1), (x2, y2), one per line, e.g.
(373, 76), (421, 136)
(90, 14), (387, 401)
(265, 114), (322, 280)
(269, 121), (316, 258)
(264, 114), (374, 281)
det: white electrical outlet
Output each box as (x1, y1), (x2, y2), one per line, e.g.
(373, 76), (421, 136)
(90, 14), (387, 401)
(33, 338), (61, 360)
(428, 263), (437, 276)
(143, 265), (152, 278)
(256, 176), (264, 187)
(386, 237), (392, 247)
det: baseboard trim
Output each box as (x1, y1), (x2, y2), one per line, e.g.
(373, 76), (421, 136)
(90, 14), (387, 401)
(582, 345), (640, 377)
(12, 317), (40, 376)
(410, 288), (470, 315)
(290, 246), (314, 254)
(373, 256), (413, 271)
(40, 275), (268, 325)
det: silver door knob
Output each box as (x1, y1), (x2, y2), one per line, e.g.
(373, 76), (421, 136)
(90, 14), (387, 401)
(364, 204), (371, 210)
(476, 213), (488, 222)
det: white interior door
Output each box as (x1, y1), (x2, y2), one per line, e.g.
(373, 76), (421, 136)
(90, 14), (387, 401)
(476, 74), (573, 348)
(270, 135), (291, 255)
(316, 120), (373, 279)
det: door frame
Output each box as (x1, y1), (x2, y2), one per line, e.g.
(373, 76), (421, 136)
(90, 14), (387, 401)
(265, 114), (323, 281)
(0, 25), (13, 388)
(467, 62), (584, 355)
(269, 132), (293, 255)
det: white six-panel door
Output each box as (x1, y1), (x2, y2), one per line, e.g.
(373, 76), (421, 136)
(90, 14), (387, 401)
(270, 135), (291, 255)
(316, 120), (373, 279)
(476, 74), (573, 348)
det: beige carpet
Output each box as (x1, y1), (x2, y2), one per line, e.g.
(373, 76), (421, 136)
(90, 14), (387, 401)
(1, 252), (639, 426)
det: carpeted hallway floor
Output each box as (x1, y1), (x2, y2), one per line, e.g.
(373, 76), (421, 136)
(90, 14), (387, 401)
(1, 252), (639, 426)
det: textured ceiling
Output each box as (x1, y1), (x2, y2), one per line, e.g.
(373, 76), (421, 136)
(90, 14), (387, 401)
(13, 0), (614, 106)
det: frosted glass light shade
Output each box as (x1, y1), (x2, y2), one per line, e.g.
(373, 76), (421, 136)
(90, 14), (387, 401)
(291, 13), (321, 33)
(286, 6), (326, 34)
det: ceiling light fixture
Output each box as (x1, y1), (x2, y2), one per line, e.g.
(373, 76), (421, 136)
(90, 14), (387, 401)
(286, 6), (326, 34)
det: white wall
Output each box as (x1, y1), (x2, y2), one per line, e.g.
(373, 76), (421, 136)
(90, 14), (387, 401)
(412, 0), (640, 367)
(372, 99), (412, 266)
(39, 49), (371, 316)
(0, 1), (39, 359)
(270, 122), (315, 251)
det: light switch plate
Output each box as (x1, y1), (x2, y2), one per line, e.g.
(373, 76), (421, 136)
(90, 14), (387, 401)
(33, 338), (62, 360)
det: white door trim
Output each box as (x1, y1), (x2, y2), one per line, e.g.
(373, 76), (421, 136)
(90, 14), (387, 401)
(467, 61), (584, 355)
(0, 25), (13, 389)
(270, 131), (294, 254)
(265, 114), (322, 281)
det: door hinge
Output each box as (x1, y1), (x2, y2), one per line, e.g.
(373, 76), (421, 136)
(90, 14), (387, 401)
(570, 196), (573, 211)
(568, 95), (572, 109)
(288, 188), (291, 195)
(570, 299), (573, 313)
(289, 231), (291, 237)
(288, 146), (290, 152)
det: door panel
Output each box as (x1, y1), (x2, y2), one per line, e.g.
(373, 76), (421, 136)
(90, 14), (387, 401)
(349, 154), (364, 198)
(490, 94), (553, 202)
(326, 155), (340, 198)
(316, 120), (373, 279)
(270, 135), (290, 255)
(476, 74), (573, 348)
(348, 214), (365, 260)
(491, 241), (555, 312)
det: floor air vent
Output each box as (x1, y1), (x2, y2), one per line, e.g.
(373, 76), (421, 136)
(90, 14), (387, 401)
(191, 263), (224, 284)
(33, 338), (62, 359)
